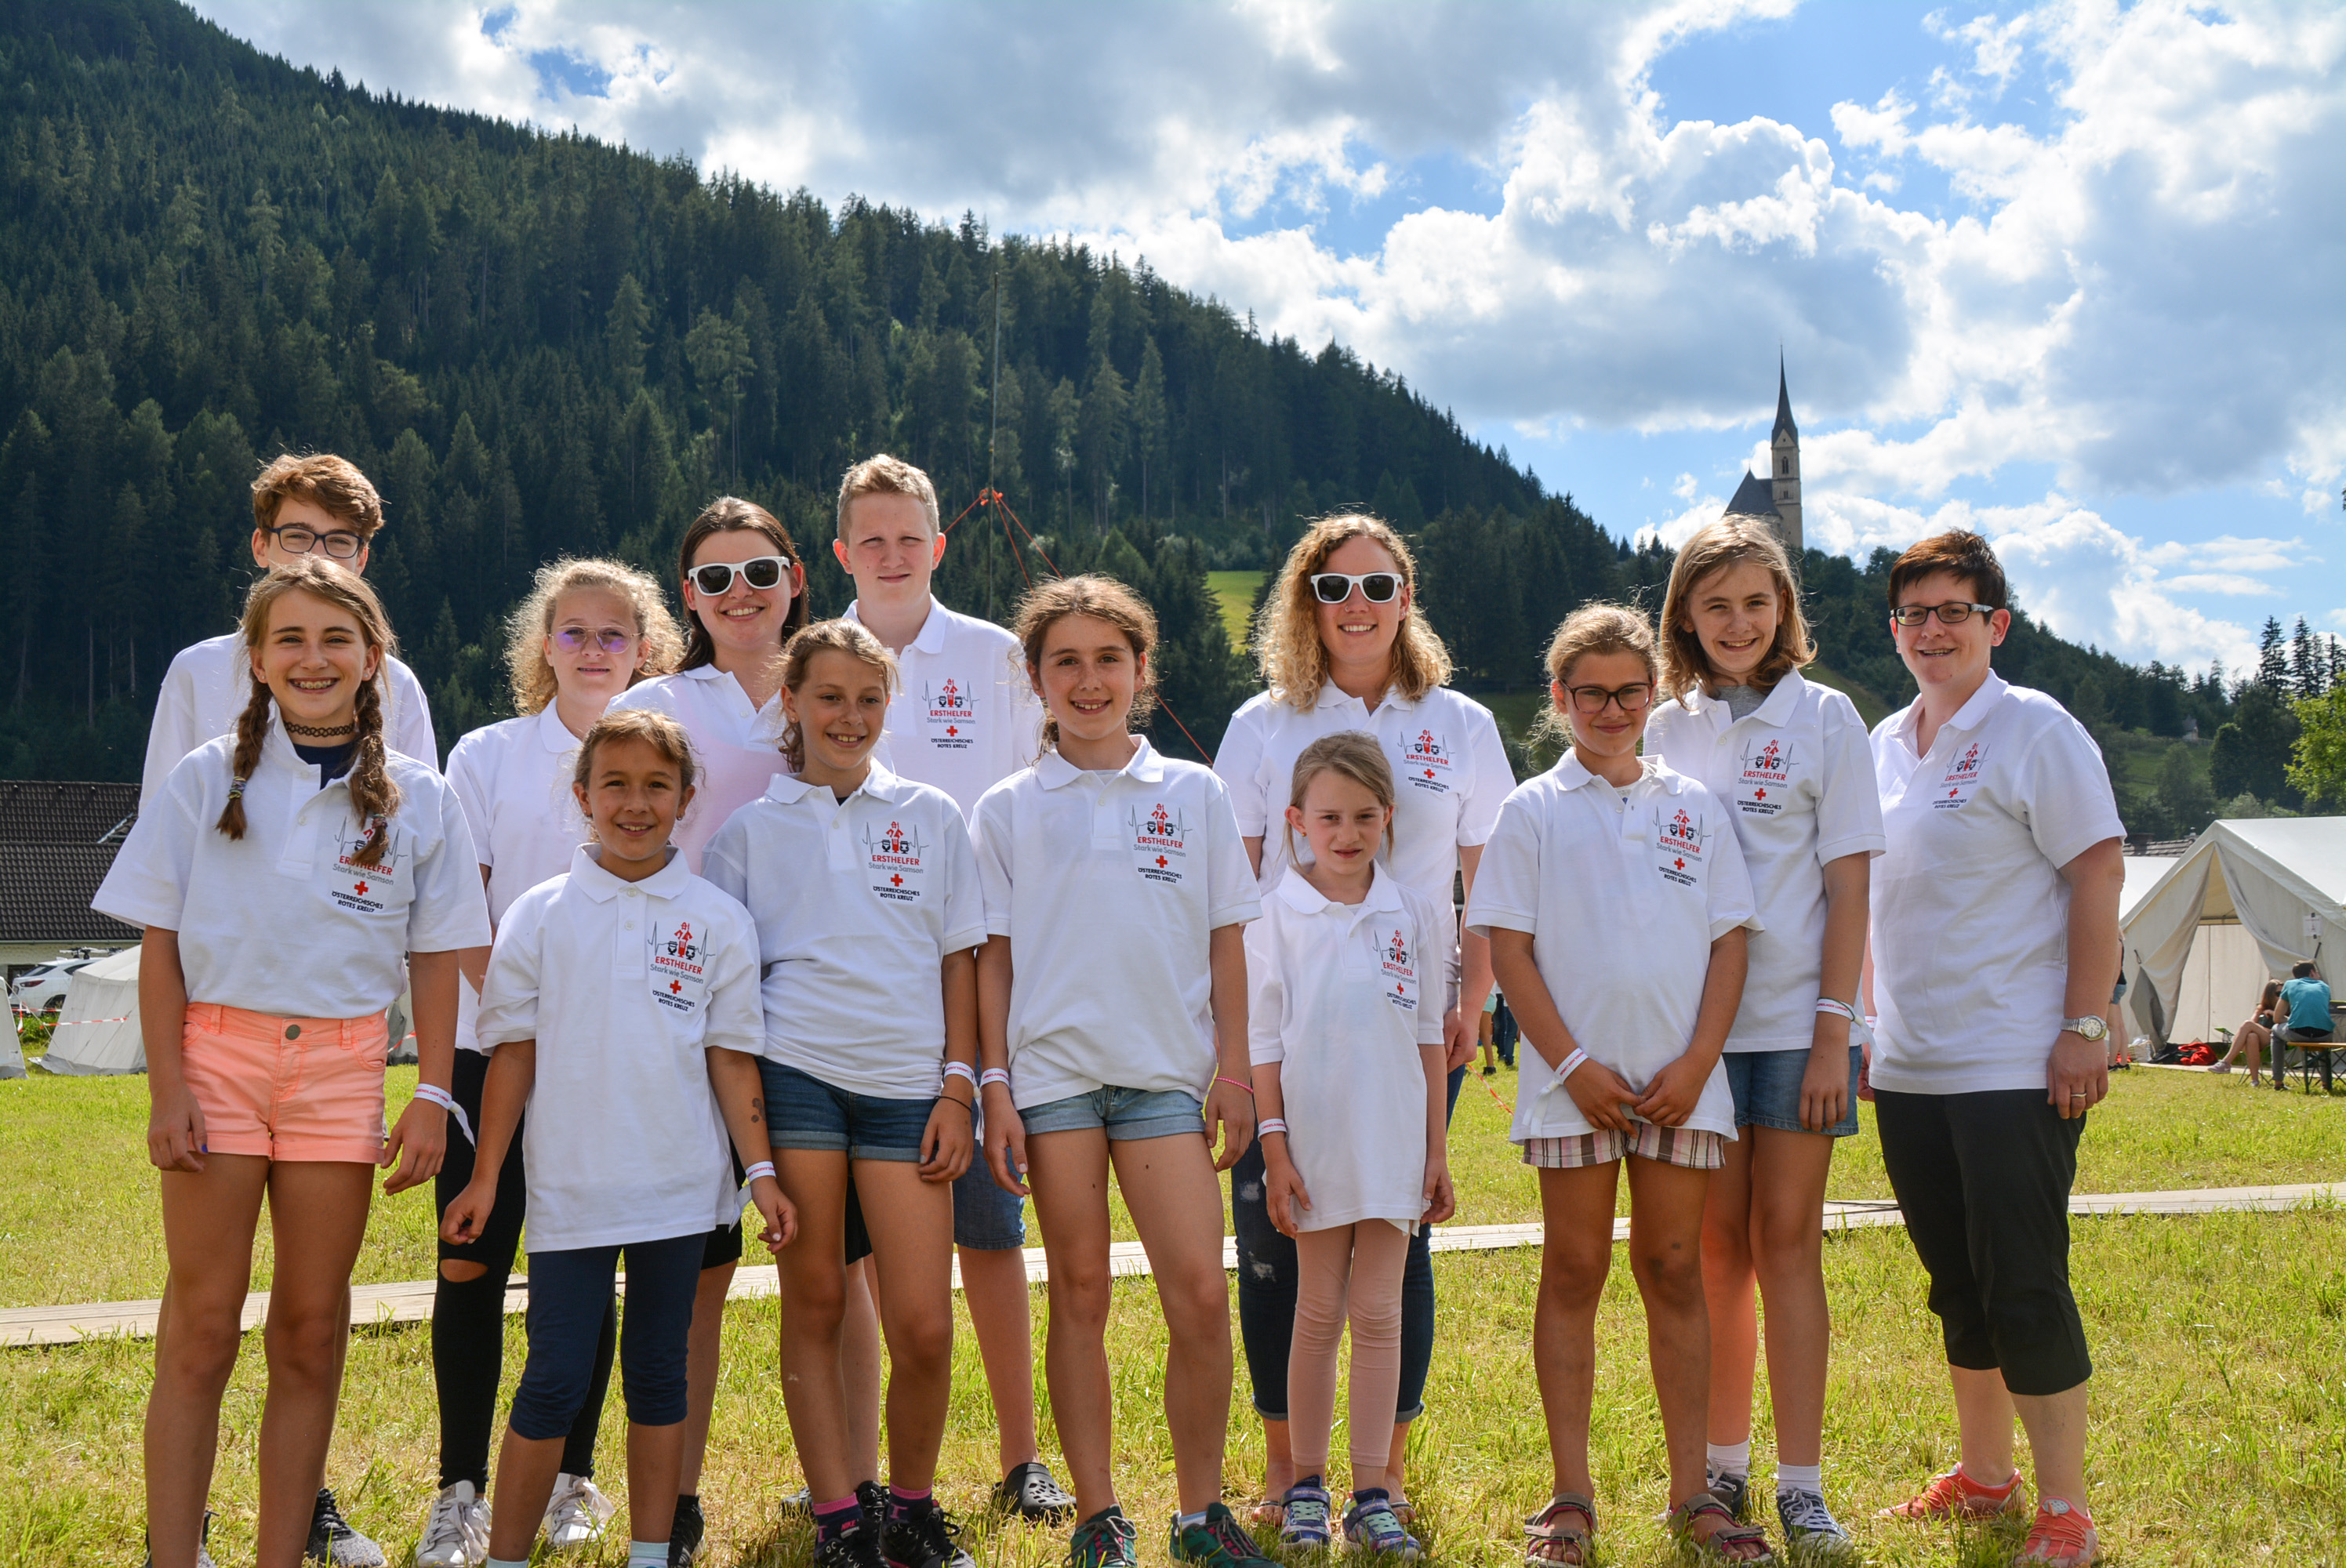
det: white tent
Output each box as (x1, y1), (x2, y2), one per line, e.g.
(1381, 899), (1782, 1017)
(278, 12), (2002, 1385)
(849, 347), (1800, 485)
(39, 945), (144, 1075)
(2120, 818), (2346, 1047)
(1, 1011), (23, 1078)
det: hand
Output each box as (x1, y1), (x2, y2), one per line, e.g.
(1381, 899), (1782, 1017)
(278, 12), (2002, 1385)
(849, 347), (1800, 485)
(1442, 1007), (1478, 1072)
(1422, 1158), (1457, 1226)
(382, 1094), (447, 1194)
(1800, 1028), (1851, 1132)
(919, 1096), (975, 1183)
(1264, 1149), (1312, 1237)
(2047, 1029), (2109, 1119)
(1562, 1056), (1638, 1134)
(440, 1180), (497, 1246)
(1632, 1054), (1709, 1129)
(1857, 1036), (1875, 1103)
(1204, 1076), (1256, 1172)
(982, 1083), (1030, 1197)
(749, 1174), (797, 1254)
(147, 1080), (209, 1173)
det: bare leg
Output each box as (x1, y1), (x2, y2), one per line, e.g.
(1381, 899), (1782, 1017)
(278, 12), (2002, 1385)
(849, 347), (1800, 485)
(2012, 1382), (2090, 1511)
(1622, 1156), (1714, 1515)
(1748, 1127), (1836, 1470)
(252, 1162), (376, 1568)
(959, 1247), (1040, 1475)
(1950, 1364), (2020, 1484)
(1111, 1133), (1237, 1516)
(854, 1162), (959, 1493)
(677, 1258), (735, 1495)
(1532, 1163), (1620, 1501)
(147, 1156), (270, 1568)
(486, 1431), (566, 1560)
(1025, 1129), (1118, 1519)
(1699, 1134), (1758, 1451)
(842, 1260), (883, 1486)
(626, 1421), (687, 1552)
(771, 1152), (859, 1502)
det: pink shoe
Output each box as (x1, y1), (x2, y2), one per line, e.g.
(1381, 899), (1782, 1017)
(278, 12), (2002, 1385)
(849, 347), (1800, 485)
(1881, 1464), (2028, 1521)
(2017, 1498), (2100, 1565)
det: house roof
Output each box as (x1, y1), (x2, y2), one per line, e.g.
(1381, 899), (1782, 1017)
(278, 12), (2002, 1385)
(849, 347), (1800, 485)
(0, 844), (140, 944)
(0, 780), (140, 844)
(1726, 470), (1781, 519)
(1773, 356), (1799, 444)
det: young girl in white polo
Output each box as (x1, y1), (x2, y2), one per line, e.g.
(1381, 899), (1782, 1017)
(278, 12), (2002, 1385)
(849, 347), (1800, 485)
(1246, 731), (1453, 1558)
(443, 707), (790, 1568)
(1465, 604), (1770, 1566)
(702, 619), (986, 1568)
(970, 575), (1273, 1568)
(96, 560), (490, 1568)
(1643, 517), (1883, 1545)
(417, 558), (685, 1566)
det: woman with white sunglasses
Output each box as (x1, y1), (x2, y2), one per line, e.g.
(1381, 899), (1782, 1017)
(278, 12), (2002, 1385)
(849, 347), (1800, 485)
(1213, 514), (1515, 1533)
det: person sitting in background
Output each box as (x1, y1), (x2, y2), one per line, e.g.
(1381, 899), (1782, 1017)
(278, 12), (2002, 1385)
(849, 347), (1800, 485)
(2279, 963), (2336, 1092)
(2208, 982), (2281, 1084)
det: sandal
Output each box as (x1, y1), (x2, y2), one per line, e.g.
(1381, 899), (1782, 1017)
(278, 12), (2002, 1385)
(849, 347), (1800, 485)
(1523, 1494), (1595, 1567)
(1667, 1495), (1774, 1563)
(1246, 1499), (1285, 1530)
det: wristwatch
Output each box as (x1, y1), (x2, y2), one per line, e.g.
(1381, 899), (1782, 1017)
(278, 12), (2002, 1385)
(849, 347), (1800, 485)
(2061, 1015), (2110, 1042)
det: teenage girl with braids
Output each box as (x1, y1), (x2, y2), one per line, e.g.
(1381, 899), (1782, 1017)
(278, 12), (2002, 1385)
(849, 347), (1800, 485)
(96, 560), (492, 1568)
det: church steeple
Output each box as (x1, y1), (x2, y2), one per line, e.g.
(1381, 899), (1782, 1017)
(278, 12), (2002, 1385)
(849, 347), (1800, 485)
(1769, 354), (1802, 557)
(1773, 353), (1798, 444)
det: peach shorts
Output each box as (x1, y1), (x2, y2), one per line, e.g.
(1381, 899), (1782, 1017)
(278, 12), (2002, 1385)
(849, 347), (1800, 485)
(180, 1003), (390, 1163)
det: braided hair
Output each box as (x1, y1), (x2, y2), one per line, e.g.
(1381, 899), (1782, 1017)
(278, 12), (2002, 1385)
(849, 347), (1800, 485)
(216, 560), (405, 866)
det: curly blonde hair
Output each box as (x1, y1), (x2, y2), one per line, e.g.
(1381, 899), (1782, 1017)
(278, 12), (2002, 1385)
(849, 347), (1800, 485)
(1255, 514), (1452, 708)
(1658, 516), (1814, 703)
(503, 557), (685, 715)
(775, 619), (899, 773)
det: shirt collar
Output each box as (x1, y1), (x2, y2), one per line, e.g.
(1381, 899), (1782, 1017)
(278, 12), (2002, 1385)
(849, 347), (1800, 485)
(1311, 681), (1415, 716)
(568, 843), (692, 901)
(534, 703), (577, 753)
(1273, 862), (1407, 916)
(1683, 668), (1805, 731)
(844, 597), (951, 655)
(1551, 750), (1683, 795)
(1889, 669), (2010, 752)
(760, 759), (907, 808)
(259, 712), (347, 791)
(1033, 735), (1167, 790)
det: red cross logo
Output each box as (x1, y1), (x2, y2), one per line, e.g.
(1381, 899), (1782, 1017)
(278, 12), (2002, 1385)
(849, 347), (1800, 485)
(1753, 789), (1767, 801)
(352, 881), (369, 896)
(669, 978), (682, 995)
(1155, 855), (1168, 869)
(1424, 768), (1436, 779)
(1396, 982), (1406, 995)
(946, 725), (958, 736)
(1948, 787), (1960, 798)
(1673, 858), (1685, 871)
(891, 873), (904, 887)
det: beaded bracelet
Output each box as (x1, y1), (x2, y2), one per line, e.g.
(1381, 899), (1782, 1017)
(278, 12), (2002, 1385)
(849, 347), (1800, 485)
(1215, 1074), (1255, 1096)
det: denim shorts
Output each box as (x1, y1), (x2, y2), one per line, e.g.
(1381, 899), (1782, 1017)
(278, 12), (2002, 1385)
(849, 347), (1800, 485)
(758, 1058), (945, 1163)
(1722, 1045), (1861, 1137)
(1020, 1084), (1204, 1141)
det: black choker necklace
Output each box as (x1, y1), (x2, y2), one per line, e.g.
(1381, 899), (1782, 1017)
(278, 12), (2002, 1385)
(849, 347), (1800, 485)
(284, 720), (358, 739)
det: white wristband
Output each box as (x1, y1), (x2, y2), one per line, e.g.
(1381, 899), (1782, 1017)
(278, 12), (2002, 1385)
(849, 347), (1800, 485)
(1815, 997), (1857, 1022)
(942, 1061), (978, 1087)
(979, 1067), (1011, 1088)
(413, 1083), (474, 1145)
(1557, 1048), (1589, 1082)
(743, 1160), (776, 1184)
(1257, 1117), (1289, 1136)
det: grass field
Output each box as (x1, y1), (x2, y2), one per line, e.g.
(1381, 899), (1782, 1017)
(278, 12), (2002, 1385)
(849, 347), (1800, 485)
(2, 1066), (2341, 1565)
(1207, 571), (1265, 654)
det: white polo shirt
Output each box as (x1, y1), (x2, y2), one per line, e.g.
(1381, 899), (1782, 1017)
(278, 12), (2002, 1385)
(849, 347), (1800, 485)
(143, 632), (438, 805)
(703, 763), (987, 1099)
(1868, 671), (2124, 1096)
(1645, 670), (1885, 1053)
(605, 663), (789, 872)
(476, 846), (762, 1250)
(96, 719), (491, 1020)
(1464, 753), (1759, 1142)
(1216, 682), (1515, 908)
(971, 737), (1261, 1110)
(847, 598), (1044, 820)
(1247, 866), (1447, 1231)
(445, 704), (593, 1052)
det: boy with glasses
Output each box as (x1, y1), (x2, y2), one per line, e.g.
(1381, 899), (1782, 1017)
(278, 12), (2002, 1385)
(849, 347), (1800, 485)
(141, 453), (437, 808)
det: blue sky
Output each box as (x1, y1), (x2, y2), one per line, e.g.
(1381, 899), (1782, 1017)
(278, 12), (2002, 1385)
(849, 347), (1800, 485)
(196, 0), (2346, 673)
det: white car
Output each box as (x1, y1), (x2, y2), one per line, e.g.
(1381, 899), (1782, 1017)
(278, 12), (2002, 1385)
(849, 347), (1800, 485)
(9, 953), (110, 1015)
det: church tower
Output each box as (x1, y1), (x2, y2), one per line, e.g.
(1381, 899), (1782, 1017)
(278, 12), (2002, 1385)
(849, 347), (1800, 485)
(1769, 354), (1802, 557)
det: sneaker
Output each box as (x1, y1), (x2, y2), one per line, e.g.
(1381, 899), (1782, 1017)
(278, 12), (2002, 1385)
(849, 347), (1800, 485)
(2208, 1062), (2232, 1073)
(781, 1487), (815, 1516)
(1881, 1464), (2028, 1521)
(1774, 1488), (1850, 1546)
(670, 1494), (706, 1566)
(2017, 1498), (2100, 1566)
(857, 1479), (890, 1537)
(1705, 1465), (1750, 1521)
(882, 1497), (976, 1568)
(816, 1519), (887, 1568)
(1278, 1481), (1332, 1548)
(143, 1509), (220, 1568)
(542, 1472), (614, 1552)
(1168, 1501), (1277, 1568)
(414, 1483), (492, 1568)
(1342, 1494), (1420, 1558)
(1066, 1508), (1139, 1568)
(307, 1488), (387, 1566)
(993, 1461), (1078, 1523)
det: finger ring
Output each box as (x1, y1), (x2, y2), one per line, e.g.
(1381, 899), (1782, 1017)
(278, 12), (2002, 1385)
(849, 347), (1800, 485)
(2069, 1091), (2086, 1098)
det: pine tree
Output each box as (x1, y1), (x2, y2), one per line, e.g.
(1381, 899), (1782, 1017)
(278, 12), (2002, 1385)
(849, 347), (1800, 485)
(2257, 616), (2289, 691)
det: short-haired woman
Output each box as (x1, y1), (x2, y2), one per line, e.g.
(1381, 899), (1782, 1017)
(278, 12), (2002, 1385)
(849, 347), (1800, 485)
(1866, 531), (2125, 1568)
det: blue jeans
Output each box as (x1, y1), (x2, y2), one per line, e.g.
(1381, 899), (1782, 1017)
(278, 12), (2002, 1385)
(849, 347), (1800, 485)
(1233, 1065), (1462, 1425)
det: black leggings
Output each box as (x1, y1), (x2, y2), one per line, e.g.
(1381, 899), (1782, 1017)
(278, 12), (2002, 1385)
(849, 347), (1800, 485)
(433, 1048), (616, 1490)
(1875, 1087), (2091, 1397)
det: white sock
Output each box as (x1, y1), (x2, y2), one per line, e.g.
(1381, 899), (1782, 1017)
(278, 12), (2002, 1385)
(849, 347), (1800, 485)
(1705, 1440), (1750, 1479)
(486, 1559), (530, 1568)
(628, 1540), (669, 1566)
(1176, 1509), (1210, 1530)
(1775, 1462), (1821, 1494)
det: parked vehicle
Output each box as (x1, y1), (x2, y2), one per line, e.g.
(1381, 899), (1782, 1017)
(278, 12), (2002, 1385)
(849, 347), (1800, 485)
(9, 950), (116, 1015)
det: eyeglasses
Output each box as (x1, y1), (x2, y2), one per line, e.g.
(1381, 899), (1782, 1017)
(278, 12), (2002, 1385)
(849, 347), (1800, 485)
(268, 524), (364, 561)
(1567, 682), (1654, 715)
(689, 556), (790, 597)
(1890, 601), (1996, 627)
(550, 626), (636, 655)
(1309, 571), (1402, 604)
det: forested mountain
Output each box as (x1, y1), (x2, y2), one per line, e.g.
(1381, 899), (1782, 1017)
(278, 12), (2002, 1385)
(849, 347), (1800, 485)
(0, 0), (2306, 841)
